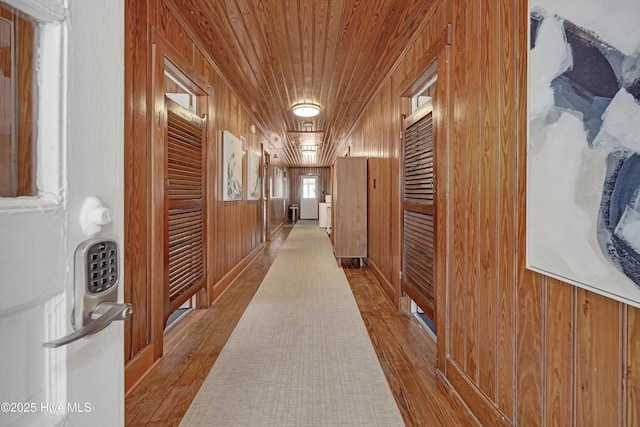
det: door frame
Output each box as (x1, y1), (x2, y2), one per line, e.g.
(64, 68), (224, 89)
(398, 38), (451, 370)
(162, 98), (208, 320)
(150, 34), (213, 356)
(263, 151), (271, 241)
(400, 100), (437, 322)
(125, 33), (214, 390)
(300, 175), (319, 219)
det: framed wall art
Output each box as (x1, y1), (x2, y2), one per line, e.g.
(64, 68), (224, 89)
(527, 0), (640, 306)
(222, 130), (243, 201)
(272, 167), (283, 198)
(246, 150), (261, 200)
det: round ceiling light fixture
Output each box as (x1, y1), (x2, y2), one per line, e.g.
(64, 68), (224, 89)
(301, 146), (317, 156)
(292, 103), (321, 117)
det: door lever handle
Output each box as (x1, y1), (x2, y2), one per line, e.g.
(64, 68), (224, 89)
(43, 302), (133, 348)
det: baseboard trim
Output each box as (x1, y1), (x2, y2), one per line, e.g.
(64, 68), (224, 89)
(367, 258), (398, 308)
(434, 369), (481, 426)
(209, 243), (265, 305)
(125, 343), (156, 397)
(125, 242), (266, 397)
(270, 222), (285, 240)
(445, 358), (512, 427)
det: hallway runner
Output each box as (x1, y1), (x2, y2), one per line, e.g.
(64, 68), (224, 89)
(179, 221), (404, 426)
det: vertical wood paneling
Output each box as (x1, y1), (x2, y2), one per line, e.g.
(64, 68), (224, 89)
(349, 0), (447, 319)
(211, 76), (265, 285)
(378, 84), (392, 288)
(388, 81), (402, 303)
(478, 0), (499, 400)
(158, 1), (193, 59)
(124, 0), (151, 363)
(124, 1), (640, 425)
(434, 45), (449, 370)
(123, 0), (134, 366)
(464, 0), (481, 382)
(352, 0), (639, 426)
(628, 306), (640, 426)
(124, 0), (275, 385)
(516, 275), (544, 426)
(515, 0), (544, 423)
(269, 174), (286, 237)
(350, 81), (403, 304)
(495, 0), (517, 418)
(576, 291), (623, 426)
(449, 0), (468, 370)
(545, 278), (574, 426)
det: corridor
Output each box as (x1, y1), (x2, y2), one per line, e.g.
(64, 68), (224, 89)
(125, 223), (476, 426)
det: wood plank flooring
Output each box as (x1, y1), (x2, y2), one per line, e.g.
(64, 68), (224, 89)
(125, 225), (478, 426)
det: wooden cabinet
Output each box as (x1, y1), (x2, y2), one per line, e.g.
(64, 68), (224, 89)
(332, 157), (367, 265)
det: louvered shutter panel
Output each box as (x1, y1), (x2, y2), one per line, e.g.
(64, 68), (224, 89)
(403, 211), (435, 313)
(402, 103), (436, 319)
(165, 98), (206, 317)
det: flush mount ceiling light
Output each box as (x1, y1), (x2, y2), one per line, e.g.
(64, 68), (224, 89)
(301, 146), (317, 156)
(292, 103), (320, 117)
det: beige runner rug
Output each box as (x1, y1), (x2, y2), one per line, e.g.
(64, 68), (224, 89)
(180, 221), (404, 426)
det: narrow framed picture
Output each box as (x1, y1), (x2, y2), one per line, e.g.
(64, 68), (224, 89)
(246, 150), (261, 200)
(222, 130), (243, 201)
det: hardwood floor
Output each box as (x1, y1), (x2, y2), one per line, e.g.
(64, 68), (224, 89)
(125, 225), (477, 426)
(343, 265), (477, 426)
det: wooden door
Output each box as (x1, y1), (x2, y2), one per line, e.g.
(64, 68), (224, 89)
(164, 97), (207, 321)
(402, 100), (436, 321)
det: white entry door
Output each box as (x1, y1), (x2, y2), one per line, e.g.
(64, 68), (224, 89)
(0, 1), (124, 426)
(300, 176), (319, 219)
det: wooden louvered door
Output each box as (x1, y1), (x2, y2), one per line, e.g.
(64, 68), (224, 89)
(164, 97), (206, 322)
(402, 100), (437, 323)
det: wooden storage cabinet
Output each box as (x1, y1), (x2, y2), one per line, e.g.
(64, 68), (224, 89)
(332, 157), (367, 265)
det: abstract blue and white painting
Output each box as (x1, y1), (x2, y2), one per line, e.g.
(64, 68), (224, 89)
(527, 0), (640, 306)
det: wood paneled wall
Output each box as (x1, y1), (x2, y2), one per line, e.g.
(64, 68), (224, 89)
(349, 81), (405, 304)
(269, 193), (286, 236)
(124, 0), (278, 381)
(268, 161), (287, 238)
(286, 167), (332, 207)
(349, 0), (640, 425)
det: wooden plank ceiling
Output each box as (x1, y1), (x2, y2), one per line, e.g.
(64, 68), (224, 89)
(168, 0), (434, 166)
